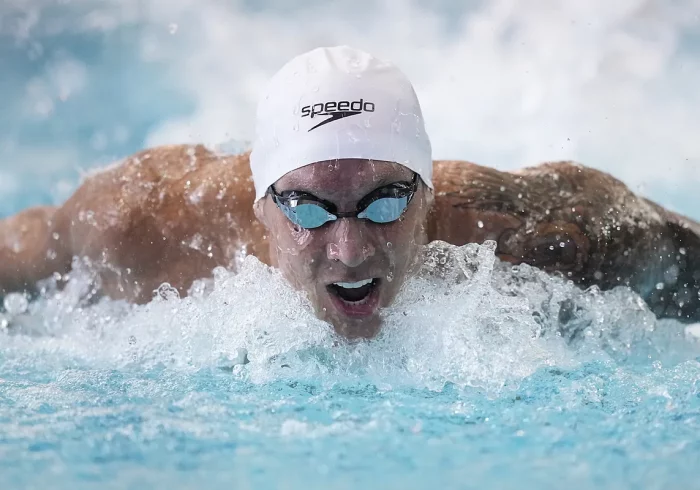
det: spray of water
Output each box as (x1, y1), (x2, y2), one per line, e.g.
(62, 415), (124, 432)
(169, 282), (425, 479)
(2, 241), (697, 393)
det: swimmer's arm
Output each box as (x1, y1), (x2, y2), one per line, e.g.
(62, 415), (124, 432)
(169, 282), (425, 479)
(0, 206), (72, 296)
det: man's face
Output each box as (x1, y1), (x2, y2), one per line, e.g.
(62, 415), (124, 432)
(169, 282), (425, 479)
(257, 159), (431, 339)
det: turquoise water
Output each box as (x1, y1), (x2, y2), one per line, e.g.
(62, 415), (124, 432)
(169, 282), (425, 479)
(2, 242), (699, 489)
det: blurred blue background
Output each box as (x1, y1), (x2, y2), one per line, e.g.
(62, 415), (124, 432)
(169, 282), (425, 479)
(1, 0), (699, 218)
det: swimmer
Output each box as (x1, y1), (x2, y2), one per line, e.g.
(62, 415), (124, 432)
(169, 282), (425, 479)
(2, 46), (700, 337)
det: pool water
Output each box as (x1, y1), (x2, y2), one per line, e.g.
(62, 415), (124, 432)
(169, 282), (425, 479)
(1, 242), (699, 489)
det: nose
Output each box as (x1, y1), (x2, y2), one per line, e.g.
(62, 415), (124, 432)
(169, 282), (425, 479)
(326, 218), (376, 267)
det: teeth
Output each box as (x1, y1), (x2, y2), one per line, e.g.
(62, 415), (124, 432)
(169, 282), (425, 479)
(333, 279), (373, 289)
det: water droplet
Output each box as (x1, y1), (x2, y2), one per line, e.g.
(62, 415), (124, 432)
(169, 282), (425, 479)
(128, 335), (137, 345)
(548, 245), (555, 251)
(3, 293), (28, 315)
(52, 232), (60, 240)
(477, 221), (484, 229)
(386, 241), (393, 249)
(386, 271), (394, 282)
(559, 242), (566, 248)
(655, 282), (665, 290)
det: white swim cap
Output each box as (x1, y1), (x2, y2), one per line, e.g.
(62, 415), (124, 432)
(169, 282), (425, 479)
(249, 45), (433, 201)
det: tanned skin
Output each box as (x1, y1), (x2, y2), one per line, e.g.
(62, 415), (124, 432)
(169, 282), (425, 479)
(2, 144), (699, 321)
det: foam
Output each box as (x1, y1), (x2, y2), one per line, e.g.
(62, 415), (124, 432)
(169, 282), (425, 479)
(1, 241), (697, 393)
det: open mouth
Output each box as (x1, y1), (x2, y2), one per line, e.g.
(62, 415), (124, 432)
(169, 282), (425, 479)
(326, 278), (381, 317)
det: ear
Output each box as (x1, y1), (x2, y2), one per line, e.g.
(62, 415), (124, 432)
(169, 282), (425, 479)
(422, 184), (435, 210)
(417, 184), (434, 221)
(253, 197), (269, 228)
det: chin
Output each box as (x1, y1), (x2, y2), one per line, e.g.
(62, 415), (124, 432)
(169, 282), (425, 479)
(331, 315), (383, 340)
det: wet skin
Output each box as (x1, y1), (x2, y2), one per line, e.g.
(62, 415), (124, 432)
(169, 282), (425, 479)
(255, 159), (431, 339)
(2, 144), (700, 334)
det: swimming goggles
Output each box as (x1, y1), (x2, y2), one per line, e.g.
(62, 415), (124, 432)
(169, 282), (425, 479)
(269, 173), (419, 229)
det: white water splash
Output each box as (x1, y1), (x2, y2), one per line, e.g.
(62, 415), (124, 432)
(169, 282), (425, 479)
(1, 241), (697, 393)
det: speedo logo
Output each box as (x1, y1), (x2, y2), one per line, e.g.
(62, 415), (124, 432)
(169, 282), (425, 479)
(301, 98), (375, 132)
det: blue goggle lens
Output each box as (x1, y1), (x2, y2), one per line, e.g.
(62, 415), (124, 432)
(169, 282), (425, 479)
(357, 196), (408, 223)
(280, 203), (337, 229)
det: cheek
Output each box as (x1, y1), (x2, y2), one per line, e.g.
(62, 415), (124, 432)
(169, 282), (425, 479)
(271, 224), (328, 283)
(269, 212), (316, 255)
(378, 219), (424, 269)
(391, 204), (428, 246)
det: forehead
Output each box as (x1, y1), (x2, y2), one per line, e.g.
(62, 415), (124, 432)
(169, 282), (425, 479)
(275, 159), (414, 197)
